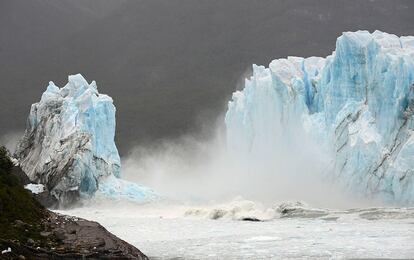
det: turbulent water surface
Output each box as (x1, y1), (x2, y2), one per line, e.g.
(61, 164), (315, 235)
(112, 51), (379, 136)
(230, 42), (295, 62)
(59, 199), (414, 259)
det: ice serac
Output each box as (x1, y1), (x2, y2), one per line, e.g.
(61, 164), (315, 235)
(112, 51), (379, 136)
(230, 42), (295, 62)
(226, 31), (414, 204)
(15, 74), (155, 207)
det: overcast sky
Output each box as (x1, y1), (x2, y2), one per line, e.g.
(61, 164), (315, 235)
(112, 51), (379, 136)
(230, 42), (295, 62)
(1, 0), (414, 154)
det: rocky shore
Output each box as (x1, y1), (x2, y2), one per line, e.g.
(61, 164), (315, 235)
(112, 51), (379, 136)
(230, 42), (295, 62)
(0, 147), (148, 259)
(1, 212), (148, 259)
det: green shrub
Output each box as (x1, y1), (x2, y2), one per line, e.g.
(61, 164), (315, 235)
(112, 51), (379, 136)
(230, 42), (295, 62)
(0, 145), (46, 242)
(0, 146), (13, 176)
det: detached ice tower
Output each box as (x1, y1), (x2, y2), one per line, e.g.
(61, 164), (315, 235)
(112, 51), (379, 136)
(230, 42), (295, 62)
(15, 74), (154, 207)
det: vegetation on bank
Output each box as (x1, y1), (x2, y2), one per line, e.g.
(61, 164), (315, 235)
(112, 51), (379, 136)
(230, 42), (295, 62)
(0, 146), (148, 259)
(0, 146), (58, 258)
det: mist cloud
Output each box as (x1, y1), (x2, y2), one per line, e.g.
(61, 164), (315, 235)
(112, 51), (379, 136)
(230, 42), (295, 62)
(121, 118), (369, 209)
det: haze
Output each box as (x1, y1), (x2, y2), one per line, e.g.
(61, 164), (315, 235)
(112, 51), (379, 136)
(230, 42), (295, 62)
(1, 0), (414, 155)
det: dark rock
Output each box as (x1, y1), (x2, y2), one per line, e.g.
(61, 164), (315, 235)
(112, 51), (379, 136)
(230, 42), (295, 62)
(241, 217), (262, 222)
(53, 229), (66, 241)
(10, 163), (59, 208)
(14, 219), (26, 227)
(11, 165), (31, 185)
(2, 212), (149, 259)
(43, 212), (148, 259)
(27, 238), (35, 246)
(40, 231), (51, 237)
(33, 189), (59, 209)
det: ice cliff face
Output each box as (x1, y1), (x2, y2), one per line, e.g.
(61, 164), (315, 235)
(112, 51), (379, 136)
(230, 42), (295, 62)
(15, 74), (155, 206)
(226, 31), (414, 204)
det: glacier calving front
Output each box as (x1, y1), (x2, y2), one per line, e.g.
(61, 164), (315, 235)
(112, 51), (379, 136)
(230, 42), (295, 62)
(15, 74), (155, 206)
(226, 31), (414, 204)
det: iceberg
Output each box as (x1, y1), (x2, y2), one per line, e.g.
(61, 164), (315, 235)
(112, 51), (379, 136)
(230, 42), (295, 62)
(226, 31), (414, 204)
(15, 74), (155, 206)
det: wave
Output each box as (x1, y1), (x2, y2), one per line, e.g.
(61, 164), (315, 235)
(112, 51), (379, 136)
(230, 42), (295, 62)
(183, 198), (414, 221)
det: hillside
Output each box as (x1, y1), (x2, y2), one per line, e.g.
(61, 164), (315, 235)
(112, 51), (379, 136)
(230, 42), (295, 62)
(0, 146), (148, 259)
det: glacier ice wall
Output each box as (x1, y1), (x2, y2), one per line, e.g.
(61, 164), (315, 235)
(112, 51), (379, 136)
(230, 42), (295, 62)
(226, 31), (414, 204)
(15, 74), (155, 206)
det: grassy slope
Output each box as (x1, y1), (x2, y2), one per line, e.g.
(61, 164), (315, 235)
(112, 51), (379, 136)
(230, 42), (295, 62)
(0, 146), (148, 259)
(0, 146), (53, 252)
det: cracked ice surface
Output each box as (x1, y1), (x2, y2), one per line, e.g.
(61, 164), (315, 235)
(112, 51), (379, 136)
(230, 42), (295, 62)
(225, 31), (414, 204)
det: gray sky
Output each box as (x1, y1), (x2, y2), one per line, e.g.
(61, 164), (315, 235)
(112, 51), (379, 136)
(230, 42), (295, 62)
(1, 0), (414, 155)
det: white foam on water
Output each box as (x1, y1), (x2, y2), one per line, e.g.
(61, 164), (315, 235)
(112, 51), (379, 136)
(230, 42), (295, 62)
(58, 198), (414, 259)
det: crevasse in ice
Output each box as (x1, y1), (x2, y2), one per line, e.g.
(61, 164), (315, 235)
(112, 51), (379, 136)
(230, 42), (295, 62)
(225, 31), (414, 204)
(15, 74), (155, 206)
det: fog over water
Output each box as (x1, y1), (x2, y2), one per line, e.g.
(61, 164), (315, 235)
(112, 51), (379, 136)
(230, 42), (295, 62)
(121, 117), (374, 209)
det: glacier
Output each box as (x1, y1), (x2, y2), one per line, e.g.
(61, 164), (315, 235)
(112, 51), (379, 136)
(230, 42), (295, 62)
(15, 74), (155, 207)
(225, 30), (414, 204)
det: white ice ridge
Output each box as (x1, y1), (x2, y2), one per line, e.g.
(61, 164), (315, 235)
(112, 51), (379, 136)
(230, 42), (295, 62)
(15, 74), (155, 206)
(225, 30), (414, 204)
